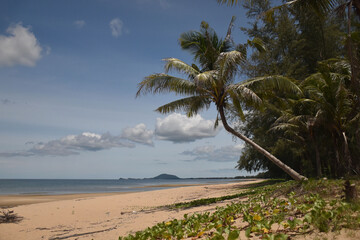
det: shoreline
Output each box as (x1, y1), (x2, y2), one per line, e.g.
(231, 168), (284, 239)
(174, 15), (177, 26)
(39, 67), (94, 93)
(0, 180), (257, 208)
(0, 192), (126, 208)
(0, 183), (204, 208)
(0, 179), (263, 240)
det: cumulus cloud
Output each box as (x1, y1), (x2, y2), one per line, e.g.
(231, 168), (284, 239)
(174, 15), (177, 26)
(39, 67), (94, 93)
(155, 113), (220, 143)
(0, 132), (135, 157)
(182, 144), (244, 162)
(74, 20), (86, 28)
(0, 124), (154, 157)
(121, 123), (154, 146)
(109, 18), (124, 37)
(0, 23), (43, 67)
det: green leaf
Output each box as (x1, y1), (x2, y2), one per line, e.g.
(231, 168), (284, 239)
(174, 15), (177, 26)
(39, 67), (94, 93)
(245, 227), (252, 238)
(227, 230), (240, 240)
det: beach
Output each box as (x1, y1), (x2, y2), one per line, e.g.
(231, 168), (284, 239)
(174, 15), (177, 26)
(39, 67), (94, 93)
(0, 179), (263, 240)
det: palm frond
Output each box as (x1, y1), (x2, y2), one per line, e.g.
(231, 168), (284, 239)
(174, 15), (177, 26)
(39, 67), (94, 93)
(156, 96), (211, 117)
(273, 112), (293, 124)
(136, 74), (197, 97)
(247, 37), (266, 53)
(217, 0), (240, 6)
(265, 0), (337, 23)
(239, 75), (303, 96)
(215, 51), (245, 82)
(285, 0), (337, 15)
(228, 90), (245, 121)
(194, 70), (217, 89)
(163, 58), (200, 80)
(228, 85), (263, 109)
(179, 31), (202, 53)
(214, 113), (220, 129)
(179, 20), (234, 71)
(270, 123), (300, 132)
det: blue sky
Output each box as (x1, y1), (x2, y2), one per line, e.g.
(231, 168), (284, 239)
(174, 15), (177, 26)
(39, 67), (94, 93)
(0, 0), (256, 179)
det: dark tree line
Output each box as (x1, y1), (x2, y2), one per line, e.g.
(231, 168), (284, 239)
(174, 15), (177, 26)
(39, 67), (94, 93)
(230, 0), (360, 178)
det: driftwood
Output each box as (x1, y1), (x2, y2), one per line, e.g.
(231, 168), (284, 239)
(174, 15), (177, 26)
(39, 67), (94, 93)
(0, 210), (23, 223)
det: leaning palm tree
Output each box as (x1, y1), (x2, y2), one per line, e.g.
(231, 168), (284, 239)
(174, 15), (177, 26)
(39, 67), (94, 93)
(136, 23), (307, 181)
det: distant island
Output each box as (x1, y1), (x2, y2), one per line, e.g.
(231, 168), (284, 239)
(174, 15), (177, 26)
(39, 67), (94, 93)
(119, 173), (262, 180)
(119, 173), (180, 180)
(152, 174), (180, 179)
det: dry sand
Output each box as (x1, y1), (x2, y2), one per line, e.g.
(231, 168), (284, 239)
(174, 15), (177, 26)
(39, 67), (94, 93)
(0, 179), (263, 240)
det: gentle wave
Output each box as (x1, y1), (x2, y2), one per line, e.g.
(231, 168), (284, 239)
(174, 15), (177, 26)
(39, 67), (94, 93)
(0, 178), (243, 195)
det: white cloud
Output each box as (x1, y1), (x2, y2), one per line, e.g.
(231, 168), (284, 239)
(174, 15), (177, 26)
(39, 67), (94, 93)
(0, 23), (43, 67)
(0, 123), (155, 157)
(121, 123), (154, 146)
(155, 113), (220, 143)
(109, 18), (124, 37)
(182, 144), (244, 162)
(0, 132), (135, 157)
(74, 20), (86, 28)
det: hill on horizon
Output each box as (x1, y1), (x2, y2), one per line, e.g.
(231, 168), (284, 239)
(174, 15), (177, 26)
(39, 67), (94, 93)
(152, 174), (180, 179)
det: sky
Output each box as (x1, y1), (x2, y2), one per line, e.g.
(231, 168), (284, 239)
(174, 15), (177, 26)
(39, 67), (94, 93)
(0, 0), (256, 179)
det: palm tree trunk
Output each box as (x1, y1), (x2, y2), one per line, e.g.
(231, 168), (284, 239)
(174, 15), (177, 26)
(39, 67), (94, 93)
(342, 131), (353, 175)
(310, 133), (322, 178)
(218, 105), (308, 181)
(315, 143), (322, 178)
(334, 138), (341, 177)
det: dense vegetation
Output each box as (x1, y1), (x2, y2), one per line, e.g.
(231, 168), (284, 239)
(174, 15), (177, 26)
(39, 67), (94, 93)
(119, 179), (360, 239)
(229, 0), (360, 179)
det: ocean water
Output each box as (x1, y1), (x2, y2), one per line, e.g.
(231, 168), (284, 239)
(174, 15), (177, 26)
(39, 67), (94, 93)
(0, 178), (244, 195)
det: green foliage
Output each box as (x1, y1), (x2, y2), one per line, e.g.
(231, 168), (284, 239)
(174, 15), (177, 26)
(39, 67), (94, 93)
(240, 0), (343, 80)
(170, 191), (257, 209)
(235, 0), (360, 179)
(179, 19), (235, 71)
(119, 180), (360, 239)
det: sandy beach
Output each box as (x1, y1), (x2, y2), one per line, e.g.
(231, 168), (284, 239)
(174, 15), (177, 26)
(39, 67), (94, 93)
(0, 179), (263, 240)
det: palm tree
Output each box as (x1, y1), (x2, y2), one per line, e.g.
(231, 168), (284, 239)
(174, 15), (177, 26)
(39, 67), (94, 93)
(272, 59), (359, 177)
(270, 103), (323, 177)
(136, 21), (307, 181)
(302, 59), (358, 176)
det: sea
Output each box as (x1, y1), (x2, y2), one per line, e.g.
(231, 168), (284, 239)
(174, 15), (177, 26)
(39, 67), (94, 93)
(0, 178), (246, 195)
